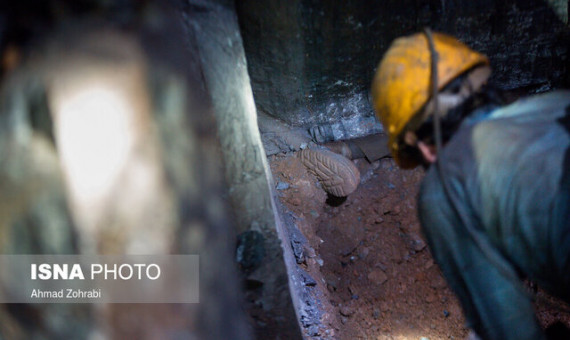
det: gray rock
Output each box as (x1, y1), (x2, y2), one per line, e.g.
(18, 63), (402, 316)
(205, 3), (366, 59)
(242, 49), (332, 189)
(339, 305), (355, 317)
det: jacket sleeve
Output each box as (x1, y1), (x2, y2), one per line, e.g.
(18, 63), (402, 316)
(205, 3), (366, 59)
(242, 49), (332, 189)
(418, 170), (547, 340)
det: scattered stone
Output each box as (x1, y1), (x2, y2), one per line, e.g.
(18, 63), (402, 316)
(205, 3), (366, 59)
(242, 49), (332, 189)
(410, 236), (426, 252)
(339, 305), (354, 316)
(303, 246), (316, 258)
(276, 181), (290, 190)
(289, 197), (301, 206)
(368, 269), (388, 285)
(340, 316), (348, 325)
(358, 247), (370, 259)
(425, 292), (437, 303)
(392, 205), (401, 214)
(291, 239), (305, 264)
(308, 325), (319, 336)
(415, 271), (427, 282)
(443, 310), (450, 317)
(340, 245), (357, 257)
(302, 273), (317, 287)
(348, 285), (358, 296)
(326, 279), (337, 290)
(374, 262), (388, 272)
(373, 308), (381, 319)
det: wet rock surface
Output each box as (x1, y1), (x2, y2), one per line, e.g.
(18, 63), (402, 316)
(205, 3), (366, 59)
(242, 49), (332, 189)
(238, 0), (569, 135)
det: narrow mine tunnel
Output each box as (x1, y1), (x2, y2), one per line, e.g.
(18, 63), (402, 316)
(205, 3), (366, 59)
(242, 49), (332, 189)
(0, 1), (569, 340)
(235, 0), (570, 339)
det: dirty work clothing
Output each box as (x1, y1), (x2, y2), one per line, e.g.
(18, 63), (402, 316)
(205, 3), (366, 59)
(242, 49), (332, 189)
(418, 90), (570, 340)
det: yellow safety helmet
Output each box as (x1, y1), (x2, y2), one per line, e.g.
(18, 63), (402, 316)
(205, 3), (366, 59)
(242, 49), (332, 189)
(371, 32), (489, 168)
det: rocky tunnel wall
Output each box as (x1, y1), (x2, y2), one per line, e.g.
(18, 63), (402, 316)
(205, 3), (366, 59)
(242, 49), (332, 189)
(236, 0), (570, 137)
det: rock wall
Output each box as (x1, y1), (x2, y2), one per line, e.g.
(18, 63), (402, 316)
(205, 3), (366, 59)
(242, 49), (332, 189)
(181, 1), (305, 339)
(237, 0), (570, 134)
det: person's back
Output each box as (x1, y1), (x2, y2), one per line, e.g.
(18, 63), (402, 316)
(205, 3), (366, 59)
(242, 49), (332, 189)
(418, 90), (570, 339)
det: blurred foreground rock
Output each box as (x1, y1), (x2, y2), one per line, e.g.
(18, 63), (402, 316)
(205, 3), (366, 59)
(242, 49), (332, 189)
(0, 1), (251, 339)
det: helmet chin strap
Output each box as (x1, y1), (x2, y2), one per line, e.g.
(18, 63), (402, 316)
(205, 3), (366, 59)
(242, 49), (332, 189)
(423, 27), (443, 158)
(421, 28), (529, 300)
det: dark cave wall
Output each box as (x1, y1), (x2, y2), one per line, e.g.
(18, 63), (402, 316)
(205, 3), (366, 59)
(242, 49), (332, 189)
(237, 0), (570, 129)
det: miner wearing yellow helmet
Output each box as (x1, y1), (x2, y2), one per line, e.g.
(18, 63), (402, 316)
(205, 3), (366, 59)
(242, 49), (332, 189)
(372, 32), (570, 340)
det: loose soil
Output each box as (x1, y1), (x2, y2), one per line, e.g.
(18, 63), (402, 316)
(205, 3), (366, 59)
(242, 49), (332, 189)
(269, 151), (570, 340)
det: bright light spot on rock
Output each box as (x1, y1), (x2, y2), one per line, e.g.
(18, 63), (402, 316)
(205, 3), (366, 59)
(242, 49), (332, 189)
(53, 84), (134, 202)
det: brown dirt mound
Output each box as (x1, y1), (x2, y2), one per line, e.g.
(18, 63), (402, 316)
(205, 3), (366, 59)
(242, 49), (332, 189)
(270, 152), (570, 340)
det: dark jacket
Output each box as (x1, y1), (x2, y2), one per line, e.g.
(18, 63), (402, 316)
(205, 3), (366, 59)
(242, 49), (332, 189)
(418, 90), (570, 340)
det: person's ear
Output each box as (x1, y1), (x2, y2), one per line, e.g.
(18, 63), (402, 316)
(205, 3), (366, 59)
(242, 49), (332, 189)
(417, 141), (437, 164)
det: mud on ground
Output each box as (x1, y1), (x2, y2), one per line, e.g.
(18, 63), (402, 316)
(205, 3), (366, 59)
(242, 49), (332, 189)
(269, 151), (570, 340)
